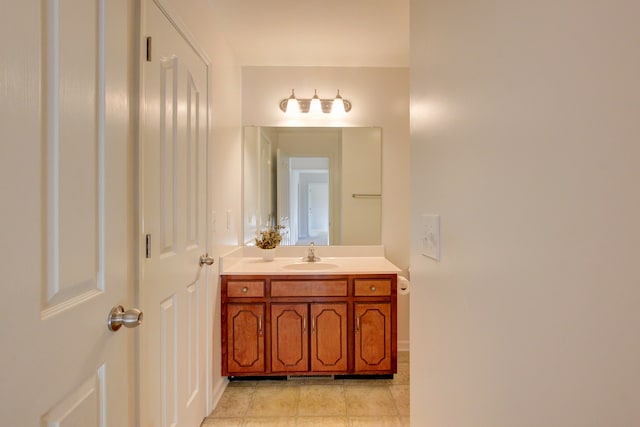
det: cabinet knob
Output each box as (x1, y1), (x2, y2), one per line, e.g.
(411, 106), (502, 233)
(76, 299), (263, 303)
(242, 286), (248, 293)
(370, 286), (377, 292)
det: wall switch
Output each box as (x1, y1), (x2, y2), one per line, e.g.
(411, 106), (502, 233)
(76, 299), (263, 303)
(421, 214), (440, 261)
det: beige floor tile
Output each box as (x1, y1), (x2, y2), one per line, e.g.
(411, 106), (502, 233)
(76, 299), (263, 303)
(391, 363), (410, 385)
(200, 417), (243, 426)
(348, 416), (403, 426)
(227, 380), (258, 387)
(342, 378), (391, 386)
(301, 377), (344, 385)
(389, 385), (410, 416)
(344, 385), (397, 416)
(247, 386), (300, 417)
(296, 416), (349, 426)
(242, 417), (297, 426)
(297, 385), (346, 416)
(255, 379), (297, 387)
(203, 353), (411, 426)
(209, 387), (254, 418)
(397, 351), (410, 364)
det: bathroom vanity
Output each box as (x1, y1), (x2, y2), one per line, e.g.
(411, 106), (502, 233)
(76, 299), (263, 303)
(220, 248), (400, 378)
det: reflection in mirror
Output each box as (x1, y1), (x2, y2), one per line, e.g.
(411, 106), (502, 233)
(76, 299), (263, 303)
(243, 127), (382, 246)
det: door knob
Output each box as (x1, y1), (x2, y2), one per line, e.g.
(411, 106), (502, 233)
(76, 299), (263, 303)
(108, 305), (143, 331)
(199, 253), (214, 266)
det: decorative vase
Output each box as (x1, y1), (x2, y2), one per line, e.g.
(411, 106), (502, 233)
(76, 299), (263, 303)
(261, 248), (276, 262)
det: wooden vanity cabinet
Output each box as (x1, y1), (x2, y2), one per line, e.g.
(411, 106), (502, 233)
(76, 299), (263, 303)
(353, 278), (393, 372)
(310, 303), (348, 372)
(271, 303), (308, 372)
(221, 274), (396, 377)
(270, 302), (348, 373)
(354, 303), (392, 372)
(226, 304), (265, 374)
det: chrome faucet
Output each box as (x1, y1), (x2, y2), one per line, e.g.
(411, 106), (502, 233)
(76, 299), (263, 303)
(302, 242), (321, 262)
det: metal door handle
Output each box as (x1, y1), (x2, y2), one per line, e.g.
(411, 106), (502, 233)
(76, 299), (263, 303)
(199, 253), (214, 266)
(108, 305), (143, 331)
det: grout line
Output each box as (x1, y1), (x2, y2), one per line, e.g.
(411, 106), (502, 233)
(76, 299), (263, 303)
(239, 384), (256, 419)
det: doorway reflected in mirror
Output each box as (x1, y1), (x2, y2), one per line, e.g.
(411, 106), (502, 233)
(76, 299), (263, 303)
(243, 127), (382, 246)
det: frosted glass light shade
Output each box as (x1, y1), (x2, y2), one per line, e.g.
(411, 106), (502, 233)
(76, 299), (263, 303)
(285, 89), (300, 114)
(309, 89), (323, 114)
(331, 90), (346, 115)
(286, 98), (300, 114)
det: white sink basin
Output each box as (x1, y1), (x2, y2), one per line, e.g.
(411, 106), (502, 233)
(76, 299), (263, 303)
(282, 262), (340, 271)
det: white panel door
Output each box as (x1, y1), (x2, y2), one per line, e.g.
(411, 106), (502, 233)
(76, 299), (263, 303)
(0, 1), (136, 426)
(308, 182), (329, 237)
(140, 1), (209, 426)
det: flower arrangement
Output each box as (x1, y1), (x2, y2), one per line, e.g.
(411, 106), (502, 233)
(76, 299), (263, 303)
(255, 224), (285, 249)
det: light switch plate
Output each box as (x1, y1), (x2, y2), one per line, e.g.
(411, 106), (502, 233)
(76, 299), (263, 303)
(421, 214), (440, 261)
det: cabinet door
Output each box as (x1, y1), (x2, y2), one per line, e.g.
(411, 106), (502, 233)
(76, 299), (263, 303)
(354, 303), (392, 372)
(227, 304), (265, 374)
(310, 303), (348, 372)
(271, 304), (308, 372)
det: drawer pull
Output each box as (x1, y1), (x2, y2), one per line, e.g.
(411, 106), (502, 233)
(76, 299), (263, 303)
(242, 286), (248, 293)
(370, 286), (377, 292)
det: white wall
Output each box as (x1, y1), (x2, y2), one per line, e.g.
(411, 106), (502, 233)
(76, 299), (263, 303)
(242, 66), (411, 347)
(151, 0), (243, 411)
(410, 1), (640, 425)
(341, 128), (382, 245)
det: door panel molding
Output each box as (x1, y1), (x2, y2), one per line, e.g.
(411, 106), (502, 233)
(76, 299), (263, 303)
(42, 0), (106, 317)
(159, 56), (177, 257)
(41, 365), (106, 427)
(160, 295), (178, 426)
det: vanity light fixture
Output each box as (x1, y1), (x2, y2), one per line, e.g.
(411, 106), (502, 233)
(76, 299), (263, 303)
(279, 89), (352, 114)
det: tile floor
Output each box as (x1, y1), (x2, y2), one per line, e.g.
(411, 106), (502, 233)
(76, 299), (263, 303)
(202, 352), (410, 427)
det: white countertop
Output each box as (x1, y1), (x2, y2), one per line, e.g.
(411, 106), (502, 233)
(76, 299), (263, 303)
(221, 256), (401, 275)
(220, 246), (401, 275)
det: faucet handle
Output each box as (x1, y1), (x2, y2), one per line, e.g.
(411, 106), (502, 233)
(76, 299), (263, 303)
(309, 241), (315, 247)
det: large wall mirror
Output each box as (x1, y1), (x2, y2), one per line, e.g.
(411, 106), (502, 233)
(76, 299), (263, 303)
(243, 126), (382, 246)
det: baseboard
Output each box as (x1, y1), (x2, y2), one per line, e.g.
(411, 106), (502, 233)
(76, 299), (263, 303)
(398, 340), (410, 352)
(210, 377), (229, 412)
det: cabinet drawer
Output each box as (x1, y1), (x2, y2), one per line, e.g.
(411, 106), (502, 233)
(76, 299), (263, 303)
(227, 280), (265, 297)
(354, 279), (391, 296)
(271, 280), (347, 297)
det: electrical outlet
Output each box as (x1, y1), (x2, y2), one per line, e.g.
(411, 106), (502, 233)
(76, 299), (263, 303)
(421, 214), (440, 261)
